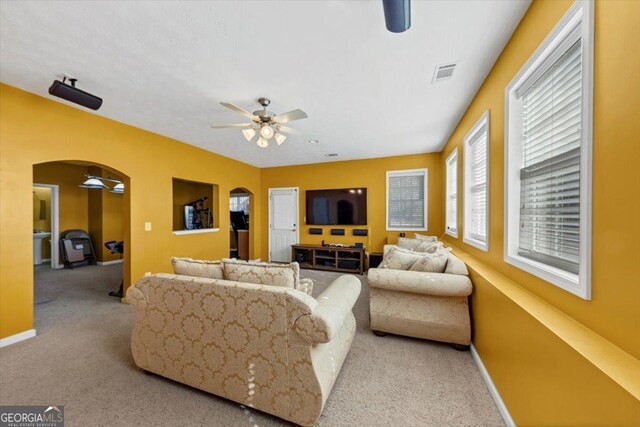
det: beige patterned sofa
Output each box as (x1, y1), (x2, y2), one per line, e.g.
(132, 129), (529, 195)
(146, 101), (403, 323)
(126, 272), (360, 426)
(368, 244), (472, 348)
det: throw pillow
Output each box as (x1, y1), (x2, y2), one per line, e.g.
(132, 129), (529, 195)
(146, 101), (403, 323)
(396, 237), (422, 251)
(222, 258), (299, 289)
(379, 247), (425, 270)
(171, 257), (223, 279)
(413, 240), (443, 253)
(444, 253), (469, 276)
(414, 233), (438, 242)
(409, 251), (449, 273)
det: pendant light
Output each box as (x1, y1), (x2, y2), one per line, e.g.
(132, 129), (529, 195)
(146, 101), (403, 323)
(274, 133), (287, 145)
(242, 128), (256, 142)
(79, 177), (108, 189)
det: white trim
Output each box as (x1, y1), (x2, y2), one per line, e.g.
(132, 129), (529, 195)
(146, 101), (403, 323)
(0, 329), (36, 348)
(445, 150), (458, 237)
(463, 110), (490, 252)
(33, 183), (62, 269)
(172, 228), (220, 236)
(470, 344), (516, 427)
(41, 258), (51, 263)
(386, 168), (429, 232)
(504, 0), (593, 300)
(97, 259), (123, 266)
(268, 187), (300, 262)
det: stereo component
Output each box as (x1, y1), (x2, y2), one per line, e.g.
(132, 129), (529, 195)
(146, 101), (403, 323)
(48, 76), (103, 110)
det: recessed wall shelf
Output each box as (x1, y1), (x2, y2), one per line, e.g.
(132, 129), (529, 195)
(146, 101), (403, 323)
(173, 228), (220, 236)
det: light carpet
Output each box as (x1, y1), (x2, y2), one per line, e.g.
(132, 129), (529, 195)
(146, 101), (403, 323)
(0, 264), (504, 426)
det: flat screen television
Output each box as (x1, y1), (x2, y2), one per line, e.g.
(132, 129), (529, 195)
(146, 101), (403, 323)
(306, 188), (367, 225)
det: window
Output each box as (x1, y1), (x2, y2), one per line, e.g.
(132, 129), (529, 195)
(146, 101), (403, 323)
(463, 111), (489, 251)
(445, 150), (458, 237)
(505, 1), (593, 299)
(230, 193), (250, 214)
(386, 169), (428, 230)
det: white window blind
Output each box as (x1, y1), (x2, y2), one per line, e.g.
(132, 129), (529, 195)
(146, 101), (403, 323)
(230, 194), (250, 214)
(465, 123), (487, 242)
(386, 169), (427, 230)
(518, 38), (582, 274)
(445, 150), (458, 236)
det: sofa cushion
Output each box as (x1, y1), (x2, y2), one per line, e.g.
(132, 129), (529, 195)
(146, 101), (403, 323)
(222, 258), (299, 289)
(413, 233), (438, 242)
(413, 240), (444, 253)
(396, 237), (422, 251)
(444, 253), (469, 276)
(171, 257), (223, 279)
(380, 247), (426, 270)
(409, 251), (449, 273)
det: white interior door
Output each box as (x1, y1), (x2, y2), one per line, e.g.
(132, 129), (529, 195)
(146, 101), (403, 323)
(269, 188), (299, 262)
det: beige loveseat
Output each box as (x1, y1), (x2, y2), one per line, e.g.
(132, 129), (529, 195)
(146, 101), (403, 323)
(368, 244), (472, 347)
(126, 271), (360, 426)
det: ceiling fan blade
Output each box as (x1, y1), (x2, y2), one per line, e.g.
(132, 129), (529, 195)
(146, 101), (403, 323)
(210, 123), (254, 129)
(276, 125), (300, 135)
(220, 102), (259, 121)
(273, 109), (308, 124)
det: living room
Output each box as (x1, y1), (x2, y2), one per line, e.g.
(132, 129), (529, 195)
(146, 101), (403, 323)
(0, 0), (638, 426)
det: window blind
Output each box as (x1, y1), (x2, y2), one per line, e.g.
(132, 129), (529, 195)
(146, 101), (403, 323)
(230, 194), (250, 214)
(388, 171), (426, 229)
(446, 152), (458, 234)
(518, 39), (582, 274)
(468, 128), (487, 241)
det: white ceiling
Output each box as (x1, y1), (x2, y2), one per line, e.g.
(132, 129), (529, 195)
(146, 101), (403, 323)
(0, 0), (529, 167)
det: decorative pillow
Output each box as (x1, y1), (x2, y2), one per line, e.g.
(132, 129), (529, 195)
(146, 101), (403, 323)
(444, 253), (469, 276)
(414, 233), (438, 242)
(396, 237), (422, 251)
(380, 247), (426, 270)
(298, 278), (314, 296)
(222, 258), (299, 289)
(413, 240), (443, 253)
(409, 251), (449, 273)
(171, 257), (223, 279)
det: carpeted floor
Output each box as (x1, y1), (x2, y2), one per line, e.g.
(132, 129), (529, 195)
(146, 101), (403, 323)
(0, 264), (504, 427)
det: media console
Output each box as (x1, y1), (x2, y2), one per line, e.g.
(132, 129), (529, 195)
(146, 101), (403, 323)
(291, 244), (365, 275)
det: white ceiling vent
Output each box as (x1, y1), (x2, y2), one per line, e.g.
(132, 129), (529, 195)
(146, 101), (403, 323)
(432, 63), (457, 83)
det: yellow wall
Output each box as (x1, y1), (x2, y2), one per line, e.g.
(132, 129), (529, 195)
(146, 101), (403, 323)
(0, 83), (261, 339)
(439, 0), (640, 424)
(32, 186), (52, 259)
(34, 162), (90, 234)
(260, 154), (442, 259)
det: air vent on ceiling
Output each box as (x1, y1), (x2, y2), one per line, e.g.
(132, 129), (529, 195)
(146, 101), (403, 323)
(325, 153), (339, 157)
(432, 63), (457, 83)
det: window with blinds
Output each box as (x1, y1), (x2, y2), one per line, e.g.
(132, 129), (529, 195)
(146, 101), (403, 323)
(504, 0), (592, 299)
(230, 194), (250, 214)
(518, 39), (582, 274)
(386, 169), (427, 230)
(445, 150), (458, 236)
(463, 112), (489, 249)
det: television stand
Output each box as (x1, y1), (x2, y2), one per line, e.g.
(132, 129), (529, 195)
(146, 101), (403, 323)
(292, 244), (365, 275)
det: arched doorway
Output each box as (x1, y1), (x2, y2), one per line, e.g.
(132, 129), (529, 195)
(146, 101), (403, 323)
(229, 188), (253, 260)
(32, 160), (131, 330)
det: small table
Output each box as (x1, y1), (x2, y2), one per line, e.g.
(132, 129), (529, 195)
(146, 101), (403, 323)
(368, 252), (384, 269)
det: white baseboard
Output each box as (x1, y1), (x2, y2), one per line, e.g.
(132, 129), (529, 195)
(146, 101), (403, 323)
(97, 259), (123, 266)
(41, 258), (51, 262)
(0, 329), (36, 348)
(470, 343), (516, 427)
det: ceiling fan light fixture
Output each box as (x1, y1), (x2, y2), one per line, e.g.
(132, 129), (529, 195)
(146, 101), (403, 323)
(109, 182), (125, 194)
(241, 128), (256, 142)
(79, 177), (107, 190)
(274, 133), (287, 145)
(256, 137), (269, 148)
(260, 124), (275, 140)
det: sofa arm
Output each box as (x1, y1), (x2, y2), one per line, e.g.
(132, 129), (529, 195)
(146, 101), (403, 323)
(367, 268), (472, 297)
(293, 274), (361, 344)
(125, 284), (147, 310)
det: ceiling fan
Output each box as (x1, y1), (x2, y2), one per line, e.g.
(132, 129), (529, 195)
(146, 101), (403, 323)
(211, 98), (308, 148)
